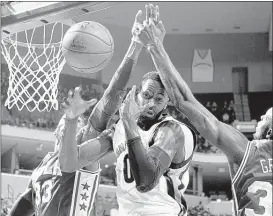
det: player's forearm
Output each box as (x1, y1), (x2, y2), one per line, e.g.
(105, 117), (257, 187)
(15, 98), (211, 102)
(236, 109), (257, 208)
(58, 117), (80, 172)
(148, 42), (195, 106)
(88, 40), (142, 132)
(126, 137), (162, 193)
(77, 135), (113, 164)
(123, 122), (162, 192)
(60, 125), (113, 172)
(9, 189), (34, 216)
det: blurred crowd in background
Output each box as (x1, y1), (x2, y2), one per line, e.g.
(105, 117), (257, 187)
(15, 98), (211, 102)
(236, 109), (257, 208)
(1, 70), (236, 155)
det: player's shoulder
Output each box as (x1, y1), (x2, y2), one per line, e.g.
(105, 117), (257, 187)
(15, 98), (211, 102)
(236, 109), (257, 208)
(155, 116), (193, 140)
(158, 116), (182, 131)
(252, 139), (272, 153)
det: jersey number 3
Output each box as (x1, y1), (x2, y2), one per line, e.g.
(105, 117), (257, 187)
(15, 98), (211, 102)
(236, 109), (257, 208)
(245, 181), (272, 216)
(123, 154), (134, 183)
(34, 180), (53, 207)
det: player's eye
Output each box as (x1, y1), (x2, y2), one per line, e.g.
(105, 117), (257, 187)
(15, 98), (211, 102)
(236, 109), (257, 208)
(155, 97), (163, 103)
(143, 92), (150, 99)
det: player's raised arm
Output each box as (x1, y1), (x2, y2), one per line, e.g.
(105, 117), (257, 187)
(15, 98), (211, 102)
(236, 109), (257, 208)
(139, 4), (248, 165)
(57, 87), (114, 172)
(85, 10), (144, 136)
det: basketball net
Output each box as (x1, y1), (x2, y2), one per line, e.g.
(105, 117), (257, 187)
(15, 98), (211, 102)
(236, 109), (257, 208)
(1, 22), (69, 112)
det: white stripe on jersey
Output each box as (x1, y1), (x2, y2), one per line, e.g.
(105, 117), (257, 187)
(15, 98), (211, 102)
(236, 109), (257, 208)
(231, 141), (252, 216)
(232, 141), (252, 184)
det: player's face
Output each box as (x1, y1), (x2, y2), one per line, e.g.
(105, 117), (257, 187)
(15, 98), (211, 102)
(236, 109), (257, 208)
(136, 79), (169, 120)
(254, 108), (272, 140)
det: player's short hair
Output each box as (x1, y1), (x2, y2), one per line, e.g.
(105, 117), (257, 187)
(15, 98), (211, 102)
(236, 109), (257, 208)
(137, 71), (165, 94)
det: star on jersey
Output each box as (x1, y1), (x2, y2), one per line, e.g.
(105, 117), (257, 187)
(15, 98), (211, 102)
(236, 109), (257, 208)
(82, 182), (90, 191)
(80, 192), (89, 201)
(79, 203), (87, 211)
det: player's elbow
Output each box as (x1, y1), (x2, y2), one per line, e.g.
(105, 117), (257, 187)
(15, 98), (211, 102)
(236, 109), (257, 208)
(135, 170), (160, 193)
(136, 180), (158, 193)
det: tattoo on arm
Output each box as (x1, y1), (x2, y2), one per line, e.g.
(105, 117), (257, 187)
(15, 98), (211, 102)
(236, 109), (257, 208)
(89, 89), (128, 133)
(88, 41), (142, 133)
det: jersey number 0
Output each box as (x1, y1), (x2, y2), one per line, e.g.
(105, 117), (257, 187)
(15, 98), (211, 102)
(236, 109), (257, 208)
(123, 154), (134, 183)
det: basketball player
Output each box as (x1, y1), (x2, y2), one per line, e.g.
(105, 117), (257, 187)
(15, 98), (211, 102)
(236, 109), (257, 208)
(138, 4), (272, 216)
(8, 9), (144, 216)
(59, 70), (196, 216)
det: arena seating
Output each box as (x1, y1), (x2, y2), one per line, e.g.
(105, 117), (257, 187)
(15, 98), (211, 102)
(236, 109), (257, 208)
(2, 68), (272, 156)
(3, 70), (265, 155)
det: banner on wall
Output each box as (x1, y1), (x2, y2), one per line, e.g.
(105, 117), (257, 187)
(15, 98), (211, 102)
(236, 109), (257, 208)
(192, 49), (214, 82)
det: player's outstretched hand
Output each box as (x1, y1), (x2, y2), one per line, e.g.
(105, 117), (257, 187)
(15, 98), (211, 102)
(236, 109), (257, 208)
(61, 86), (97, 120)
(132, 9), (145, 45)
(119, 85), (150, 124)
(138, 4), (166, 48)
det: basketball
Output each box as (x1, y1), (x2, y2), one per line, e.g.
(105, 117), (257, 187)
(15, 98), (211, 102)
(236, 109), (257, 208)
(61, 21), (114, 73)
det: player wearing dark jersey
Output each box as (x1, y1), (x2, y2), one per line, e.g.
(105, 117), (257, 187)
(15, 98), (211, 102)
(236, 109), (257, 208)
(136, 4), (272, 216)
(8, 114), (100, 216)
(232, 139), (272, 216)
(8, 11), (143, 216)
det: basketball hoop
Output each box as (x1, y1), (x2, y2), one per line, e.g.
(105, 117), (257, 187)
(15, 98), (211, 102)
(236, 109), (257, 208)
(1, 21), (74, 112)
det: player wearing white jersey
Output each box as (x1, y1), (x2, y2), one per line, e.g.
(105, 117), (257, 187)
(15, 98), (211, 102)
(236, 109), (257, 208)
(116, 81), (196, 216)
(58, 71), (196, 216)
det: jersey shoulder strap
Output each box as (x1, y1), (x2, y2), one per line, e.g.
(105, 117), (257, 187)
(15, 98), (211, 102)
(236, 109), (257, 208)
(232, 141), (253, 184)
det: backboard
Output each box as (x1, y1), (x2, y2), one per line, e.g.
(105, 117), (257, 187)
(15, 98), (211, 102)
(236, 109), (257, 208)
(1, 1), (119, 38)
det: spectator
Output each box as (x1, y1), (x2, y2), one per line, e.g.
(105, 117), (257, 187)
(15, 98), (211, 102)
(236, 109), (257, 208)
(205, 101), (212, 111)
(223, 101), (228, 113)
(227, 102), (236, 123)
(211, 101), (219, 118)
(229, 100), (234, 109)
(222, 112), (230, 124)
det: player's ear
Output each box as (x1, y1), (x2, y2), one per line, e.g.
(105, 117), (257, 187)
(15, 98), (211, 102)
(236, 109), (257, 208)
(167, 98), (173, 106)
(266, 128), (272, 139)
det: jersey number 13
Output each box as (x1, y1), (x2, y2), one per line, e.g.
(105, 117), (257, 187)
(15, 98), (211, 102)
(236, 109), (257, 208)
(34, 180), (53, 207)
